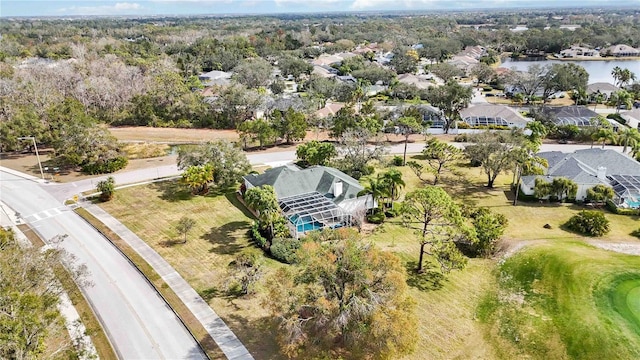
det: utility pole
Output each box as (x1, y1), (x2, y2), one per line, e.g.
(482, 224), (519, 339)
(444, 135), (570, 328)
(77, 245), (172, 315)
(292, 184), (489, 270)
(17, 136), (45, 180)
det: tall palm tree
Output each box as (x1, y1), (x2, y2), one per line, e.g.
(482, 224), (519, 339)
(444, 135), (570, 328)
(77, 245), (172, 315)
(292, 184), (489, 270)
(592, 92), (605, 112)
(619, 69), (637, 88)
(631, 142), (640, 160)
(364, 175), (388, 210)
(618, 128), (640, 153)
(611, 66), (623, 87)
(380, 169), (405, 208)
(610, 90), (634, 113)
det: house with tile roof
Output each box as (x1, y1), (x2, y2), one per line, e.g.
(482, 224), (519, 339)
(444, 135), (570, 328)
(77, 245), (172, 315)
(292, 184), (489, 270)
(520, 149), (640, 207)
(602, 44), (640, 57)
(243, 165), (375, 237)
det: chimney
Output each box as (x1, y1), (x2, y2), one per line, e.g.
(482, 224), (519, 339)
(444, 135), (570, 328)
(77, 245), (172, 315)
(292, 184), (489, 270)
(597, 166), (607, 180)
(333, 181), (343, 197)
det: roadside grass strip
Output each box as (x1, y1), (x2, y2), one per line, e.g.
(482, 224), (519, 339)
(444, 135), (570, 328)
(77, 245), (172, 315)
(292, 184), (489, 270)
(74, 208), (225, 360)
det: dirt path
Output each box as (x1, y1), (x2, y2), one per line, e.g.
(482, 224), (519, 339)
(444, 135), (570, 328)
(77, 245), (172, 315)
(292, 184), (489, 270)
(587, 240), (640, 256)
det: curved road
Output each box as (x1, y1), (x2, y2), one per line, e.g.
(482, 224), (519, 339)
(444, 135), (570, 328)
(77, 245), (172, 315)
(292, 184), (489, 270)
(0, 170), (206, 359)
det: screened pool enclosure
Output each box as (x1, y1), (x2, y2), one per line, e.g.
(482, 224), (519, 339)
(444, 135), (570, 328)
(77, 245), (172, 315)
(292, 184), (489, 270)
(278, 192), (352, 238)
(608, 175), (640, 209)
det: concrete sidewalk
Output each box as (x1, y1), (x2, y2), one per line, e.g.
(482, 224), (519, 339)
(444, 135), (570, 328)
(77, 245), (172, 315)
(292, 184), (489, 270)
(83, 204), (254, 360)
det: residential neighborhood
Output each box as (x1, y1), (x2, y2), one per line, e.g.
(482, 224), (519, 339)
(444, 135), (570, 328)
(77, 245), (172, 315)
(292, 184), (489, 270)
(2, 3), (640, 360)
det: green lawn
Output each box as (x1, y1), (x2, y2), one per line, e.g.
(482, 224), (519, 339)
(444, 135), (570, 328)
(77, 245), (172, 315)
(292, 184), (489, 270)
(479, 242), (640, 360)
(99, 155), (640, 359)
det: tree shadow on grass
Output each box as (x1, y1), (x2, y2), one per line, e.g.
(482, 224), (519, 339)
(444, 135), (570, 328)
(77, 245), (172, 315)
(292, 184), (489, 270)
(405, 261), (446, 291)
(225, 192), (257, 220)
(223, 313), (284, 360)
(158, 238), (185, 247)
(152, 180), (194, 202)
(202, 221), (251, 255)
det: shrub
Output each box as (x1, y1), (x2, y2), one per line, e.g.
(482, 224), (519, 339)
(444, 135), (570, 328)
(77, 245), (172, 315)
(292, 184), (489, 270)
(565, 210), (610, 237)
(391, 155), (404, 166)
(456, 121), (470, 129)
(607, 113), (626, 125)
(269, 237), (303, 264)
(82, 156), (128, 174)
(454, 134), (468, 142)
(606, 200), (640, 215)
(632, 228), (640, 239)
(250, 222), (269, 250)
(366, 209), (386, 224)
(96, 176), (115, 202)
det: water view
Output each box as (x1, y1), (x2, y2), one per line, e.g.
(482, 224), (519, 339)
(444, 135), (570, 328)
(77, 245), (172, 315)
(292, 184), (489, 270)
(502, 58), (640, 84)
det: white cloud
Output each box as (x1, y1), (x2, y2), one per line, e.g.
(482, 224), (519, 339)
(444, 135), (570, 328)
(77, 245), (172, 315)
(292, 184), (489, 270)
(58, 2), (142, 15)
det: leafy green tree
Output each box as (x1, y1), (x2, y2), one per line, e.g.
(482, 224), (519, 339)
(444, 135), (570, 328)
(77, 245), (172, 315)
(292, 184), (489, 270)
(231, 57), (273, 89)
(0, 229), (88, 360)
(418, 38), (461, 62)
(389, 48), (418, 74)
(609, 90), (634, 113)
(422, 138), (462, 185)
(464, 131), (523, 188)
(566, 210), (610, 237)
(401, 186), (468, 273)
(181, 164), (214, 194)
(175, 216), (196, 243)
(406, 160), (425, 181)
(465, 207), (508, 257)
(426, 81), (473, 133)
(215, 84), (262, 129)
(295, 140), (337, 166)
(264, 235), (417, 359)
(237, 118), (277, 149)
(470, 63), (496, 86)
(278, 55), (313, 80)
(177, 140), (251, 189)
(428, 63), (464, 83)
(586, 184), (615, 205)
(395, 116), (423, 165)
(272, 107), (307, 144)
(244, 185), (282, 240)
(96, 176), (116, 202)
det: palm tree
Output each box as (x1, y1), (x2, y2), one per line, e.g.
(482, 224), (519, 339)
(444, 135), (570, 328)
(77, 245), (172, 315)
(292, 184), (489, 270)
(611, 66), (623, 87)
(592, 92), (605, 112)
(619, 69), (637, 88)
(364, 176), (388, 210)
(596, 127), (617, 149)
(380, 169), (405, 208)
(618, 128), (640, 153)
(572, 87), (588, 106)
(610, 90), (634, 113)
(632, 142), (640, 160)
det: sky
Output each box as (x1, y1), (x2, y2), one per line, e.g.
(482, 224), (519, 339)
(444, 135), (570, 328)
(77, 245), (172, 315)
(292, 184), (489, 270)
(0, 0), (630, 17)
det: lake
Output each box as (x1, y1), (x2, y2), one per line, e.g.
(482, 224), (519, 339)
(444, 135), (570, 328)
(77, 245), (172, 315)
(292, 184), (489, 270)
(501, 58), (640, 85)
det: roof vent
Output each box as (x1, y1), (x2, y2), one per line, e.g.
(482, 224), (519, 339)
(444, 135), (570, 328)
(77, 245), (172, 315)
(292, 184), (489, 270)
(597, 166), (607, 180)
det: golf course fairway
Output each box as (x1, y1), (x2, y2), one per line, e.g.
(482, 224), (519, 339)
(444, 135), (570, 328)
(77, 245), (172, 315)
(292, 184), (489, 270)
(478, 241), (640, 359)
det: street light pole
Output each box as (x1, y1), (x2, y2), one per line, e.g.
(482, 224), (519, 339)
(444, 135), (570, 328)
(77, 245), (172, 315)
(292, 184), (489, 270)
(17, 136), (45, 180)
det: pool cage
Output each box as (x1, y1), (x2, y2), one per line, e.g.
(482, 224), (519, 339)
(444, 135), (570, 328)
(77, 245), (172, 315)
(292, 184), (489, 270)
(463, 116), (510, 127)
(607, 175), (640, 209)
(278, 192), (352, 238)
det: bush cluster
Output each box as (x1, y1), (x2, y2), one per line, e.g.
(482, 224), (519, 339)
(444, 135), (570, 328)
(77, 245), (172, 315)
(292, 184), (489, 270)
(565, 210), (610, 237)
(269, 237), (303, 264)
(81, 156), (128, 174)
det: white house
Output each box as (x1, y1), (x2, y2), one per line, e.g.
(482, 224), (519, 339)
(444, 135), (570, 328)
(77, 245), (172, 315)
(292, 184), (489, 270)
(520, 149), (640, 207)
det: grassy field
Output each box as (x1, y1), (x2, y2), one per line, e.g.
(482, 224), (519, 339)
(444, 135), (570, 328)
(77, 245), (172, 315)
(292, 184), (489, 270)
(98, 153), (640, 359)
(478, 241), (640, 360)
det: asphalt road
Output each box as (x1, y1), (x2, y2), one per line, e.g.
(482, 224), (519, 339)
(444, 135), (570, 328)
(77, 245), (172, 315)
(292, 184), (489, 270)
(44, 142), (626, 202)
(0, 170), (206, 360)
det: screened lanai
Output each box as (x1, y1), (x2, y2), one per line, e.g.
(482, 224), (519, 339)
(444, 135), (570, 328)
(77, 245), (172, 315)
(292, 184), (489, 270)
(463, 116), (509, 127)
(608, 175), (640, 209)
(278, 191), (352, 238)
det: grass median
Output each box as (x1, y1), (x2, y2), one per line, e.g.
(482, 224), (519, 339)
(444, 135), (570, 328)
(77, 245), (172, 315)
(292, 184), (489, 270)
(74, 208), (225, 360)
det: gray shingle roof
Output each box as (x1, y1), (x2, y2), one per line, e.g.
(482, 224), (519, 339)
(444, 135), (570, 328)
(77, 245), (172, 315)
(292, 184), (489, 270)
(541, 148), (640, 180)
(587, 82), (619, 94)
(243, 165), (364, 204)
